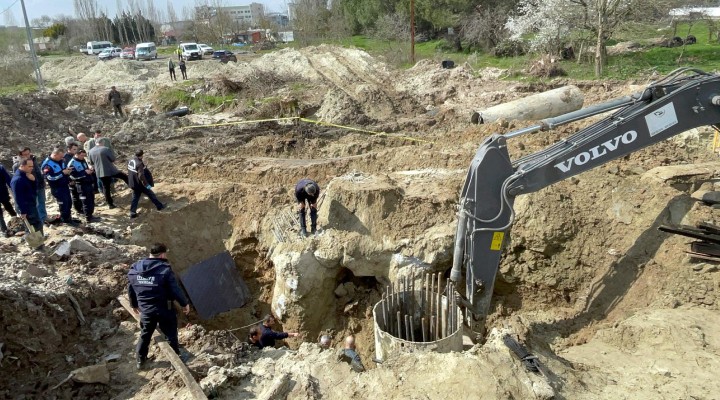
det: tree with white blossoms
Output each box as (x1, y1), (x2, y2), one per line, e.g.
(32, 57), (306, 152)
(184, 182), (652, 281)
(507, 0), (672, 77)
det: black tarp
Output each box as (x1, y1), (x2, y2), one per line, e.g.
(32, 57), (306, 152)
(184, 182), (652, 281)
(179, 251), (251, 319)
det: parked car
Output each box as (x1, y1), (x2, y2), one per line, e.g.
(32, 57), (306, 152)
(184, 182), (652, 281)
(135, 42), (157, 60)
(120, 47), (135, 59)
(198, 44), (214, 56)
(180, 42), (202, 60)
(98, 48), (121, 60)
(212, 50), (236, 62)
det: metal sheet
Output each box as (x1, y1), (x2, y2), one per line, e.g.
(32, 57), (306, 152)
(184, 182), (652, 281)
(180, 251), (250, 320)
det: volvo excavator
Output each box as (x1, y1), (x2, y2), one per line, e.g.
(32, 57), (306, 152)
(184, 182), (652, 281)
(450, 68), (720, 335)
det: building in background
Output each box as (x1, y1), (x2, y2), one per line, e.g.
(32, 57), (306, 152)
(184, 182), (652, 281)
(266, 12), (290, 28)
(221, 3), (265, 26)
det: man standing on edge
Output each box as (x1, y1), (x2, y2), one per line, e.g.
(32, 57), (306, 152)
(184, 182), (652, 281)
(128, 149), (165, 218)
(108, 86), (123, 118)
(168, 58), (177, 81)
(11, 158), (43, 236)
(128, 243), (190, 369)
(259, 314), (300, 348)
(0, 164), (17, 237)
(13, 147), (47, 224)
(179, 59), (187, 80)
(89, 140), (128, 209)
(295, 178), (320, 237)
(69, 149), (100, 223)
(41, 148), (79, 226)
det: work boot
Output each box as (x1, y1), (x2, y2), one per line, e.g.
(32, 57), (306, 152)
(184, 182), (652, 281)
(129, 212), (139, 219)
(299, 228), (308, 238)
(136, 356), (146, 370)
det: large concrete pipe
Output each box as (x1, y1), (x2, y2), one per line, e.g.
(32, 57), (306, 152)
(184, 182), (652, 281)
(471, 85), (584, 124)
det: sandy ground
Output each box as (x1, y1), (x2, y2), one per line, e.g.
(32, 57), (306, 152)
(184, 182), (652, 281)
(1, 46), (720, 399)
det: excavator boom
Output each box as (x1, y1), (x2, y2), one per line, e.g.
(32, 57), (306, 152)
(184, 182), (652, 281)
(451, 68), (720, 334)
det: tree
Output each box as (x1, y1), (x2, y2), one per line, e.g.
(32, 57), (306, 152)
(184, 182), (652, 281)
(507, 0), (671, 77)
(43, 23), (68, 39)
(292, 0), (332, 43)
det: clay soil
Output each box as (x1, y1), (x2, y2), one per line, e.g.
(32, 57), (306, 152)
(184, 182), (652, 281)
(1, 48), (720, 399)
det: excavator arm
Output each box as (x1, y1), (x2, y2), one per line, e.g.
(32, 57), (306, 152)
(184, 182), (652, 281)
(450, 68), (720, 335)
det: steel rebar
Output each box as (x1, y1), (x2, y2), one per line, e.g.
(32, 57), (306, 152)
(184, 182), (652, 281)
(410, 316), (416, 342)
(397, 311), (402, 340)
(404, 315), (410, 341)
(421, 317), (427, 342)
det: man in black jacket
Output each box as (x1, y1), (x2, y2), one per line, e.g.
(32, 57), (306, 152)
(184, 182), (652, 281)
(0, 164), (17, 237)
(69, 150), (100, 223)
(259, 314), (300, 348)
(127, 149), (165, 218)
(294, 178), (320, 237)
(128, 243), (190, 369)
(108, 86), (123, 117)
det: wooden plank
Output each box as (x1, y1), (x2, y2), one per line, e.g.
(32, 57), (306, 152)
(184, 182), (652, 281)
(684, 251), (720, 262)
(117, 296), (208, 400)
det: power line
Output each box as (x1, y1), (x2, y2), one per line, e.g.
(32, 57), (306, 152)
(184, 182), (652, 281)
(0, 0), (20, 18)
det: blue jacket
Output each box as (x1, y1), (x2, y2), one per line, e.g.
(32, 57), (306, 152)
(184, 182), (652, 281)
(10, 169), (37, 215)
(128, 258), (188, 315)
(69, 157), (93, 184)
(0, 165), (11, 202)
(41, 157), (70, 188)
(259, 325), (289, 348)
(12, 155), (45, 188)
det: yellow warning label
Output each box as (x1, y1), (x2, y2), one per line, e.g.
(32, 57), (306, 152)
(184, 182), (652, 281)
(490, 232), (505, 251)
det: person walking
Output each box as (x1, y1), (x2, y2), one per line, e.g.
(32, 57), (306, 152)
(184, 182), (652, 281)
(295, 178), (320, 237)
(69, 149), (100, 223)
(128, 243), (190, 369)
(0, 164), (17, 237)
(259, 314), (300, 348)
(168, 59), (177, 81)
(127, 149), (165, 218)
(41, 148), (78, 226)
(108, 86), (124, 118)
(13, 147), (47, 223)
(88, 141), (128, 209)
(179, 60), (187, 80)
(11, 158), (43, 236)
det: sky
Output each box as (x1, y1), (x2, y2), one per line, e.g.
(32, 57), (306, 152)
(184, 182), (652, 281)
(4, 0), (291, 25)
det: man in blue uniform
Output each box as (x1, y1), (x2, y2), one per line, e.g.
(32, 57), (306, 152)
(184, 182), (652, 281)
(10, 158), (43, 235)
(64, 143), (83, 215)
(294, 178), (320, 237)
(41, 148), (78, 226)
(69, 149), (100, 224)
(13, 147), (47, 223)
(128, 243), (190, 369)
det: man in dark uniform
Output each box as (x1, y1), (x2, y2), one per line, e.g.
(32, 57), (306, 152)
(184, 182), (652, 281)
(127, 149), (165, 218)
(294, 178), (320, 237)
(108, 86), (123, 117)
(13, 147), (47, 223)
(0, 164), (17, 237)
(259, 314), (300, 348)
(69, 149), (100, 224)
(64, 143), (83, 215)
(128, 243), (190, 369)
(10, 158), (43, 235)
(41, 148), (78, 226)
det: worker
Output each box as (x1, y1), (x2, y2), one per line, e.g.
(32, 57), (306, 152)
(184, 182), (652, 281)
(176, 46), (182, 61)
(168, 59), (177, 81)
(13, 147), (47, 224)
(69, 149), (100, 223)
(128, 243), (190, 369)
(41, 147), (78, 226)
(107, 86), (123, 118)
(179, 59), (187, 80)
(64, 143), (83, 215)
(10, 158), (43, 236)
(248, 326), (263, 349)
(127, 149), (165, 218)
(64, 135), (76, 148)
(0, 164), (17, 237)
(294, 178), (320, 237)
(339, 335), (365, 372)
(259, 314), (300, 348)
(89, 140), (128, 209)
(319, 335), (332, 349)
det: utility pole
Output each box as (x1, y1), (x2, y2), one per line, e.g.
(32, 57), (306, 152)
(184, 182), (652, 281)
(410, 0), (415, 65)
(20, 0), (44, 90)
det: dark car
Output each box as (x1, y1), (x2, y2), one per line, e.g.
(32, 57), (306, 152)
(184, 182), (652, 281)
(212, 50), (237, 63)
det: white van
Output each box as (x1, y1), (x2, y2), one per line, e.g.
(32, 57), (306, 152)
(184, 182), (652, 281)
(135, 42), (157, 60)
(86, 41), (113, 55)
(180, 43), (202, 60)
